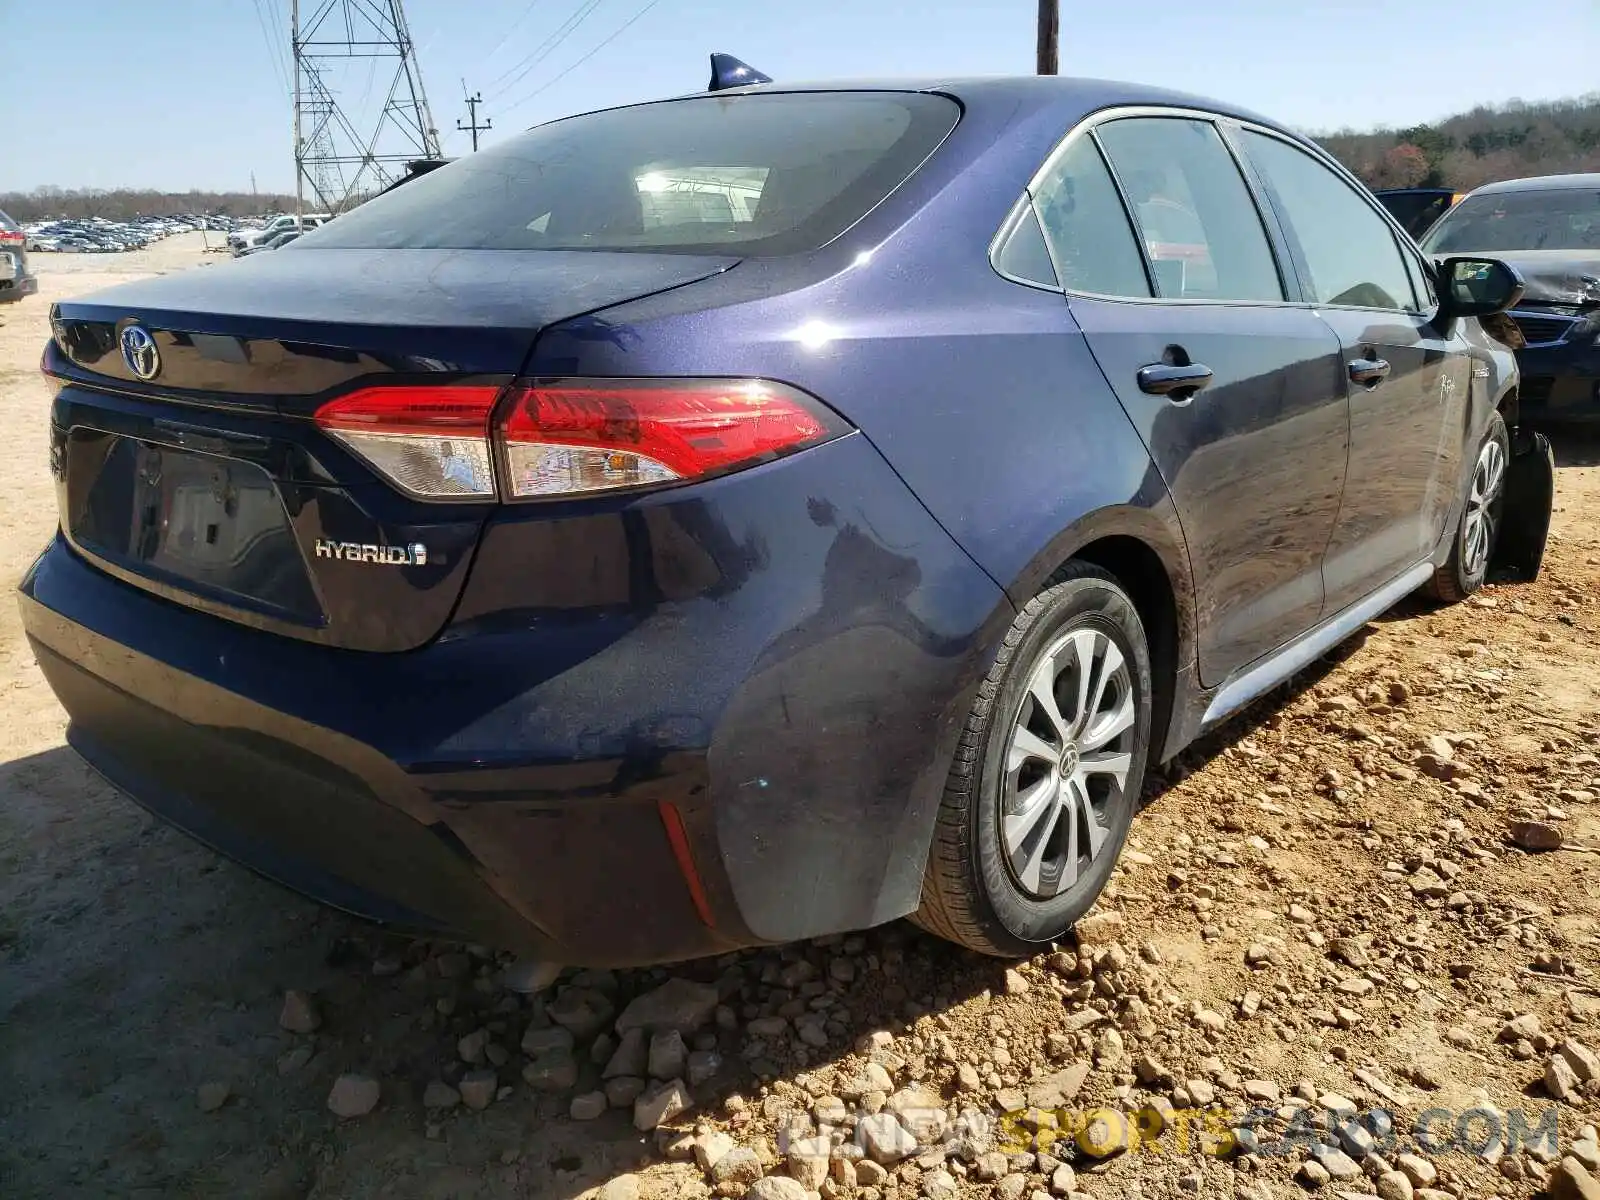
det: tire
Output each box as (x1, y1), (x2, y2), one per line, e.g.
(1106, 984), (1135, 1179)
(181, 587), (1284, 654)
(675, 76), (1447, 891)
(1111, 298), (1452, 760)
(913, 562), (1153, 957)
(1425, 412), (1510, 603)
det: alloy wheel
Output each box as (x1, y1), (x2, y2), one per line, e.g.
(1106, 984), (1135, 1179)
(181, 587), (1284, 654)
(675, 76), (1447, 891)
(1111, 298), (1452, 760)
(1463, 437), (1506, 577)
(1000, 626), (1136, 899)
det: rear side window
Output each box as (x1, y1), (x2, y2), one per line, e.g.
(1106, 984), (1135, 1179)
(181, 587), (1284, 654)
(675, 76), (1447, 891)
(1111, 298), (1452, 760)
(1029, 136), (1151, 298)
(303, 93), (959, 256)
(1243, 131), (1419, 311)
(1094, 117), (1284, 303)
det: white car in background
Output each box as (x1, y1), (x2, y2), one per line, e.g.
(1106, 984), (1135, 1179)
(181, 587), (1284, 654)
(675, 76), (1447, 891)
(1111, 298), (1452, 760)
(228, 213), (330, 256)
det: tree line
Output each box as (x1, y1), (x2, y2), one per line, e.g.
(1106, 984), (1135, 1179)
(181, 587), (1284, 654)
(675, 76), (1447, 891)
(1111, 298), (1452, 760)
(0, 187), (298, 222)
(1316, 93), (1600, 191)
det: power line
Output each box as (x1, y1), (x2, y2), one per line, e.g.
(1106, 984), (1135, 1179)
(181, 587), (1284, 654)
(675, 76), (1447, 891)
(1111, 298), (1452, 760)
(499, 0), (664, 115)
(485, 0), (606, 98)
(457, 88), (492, 151)
(482, 0), (543, 66)
(248, 0), (292, 96)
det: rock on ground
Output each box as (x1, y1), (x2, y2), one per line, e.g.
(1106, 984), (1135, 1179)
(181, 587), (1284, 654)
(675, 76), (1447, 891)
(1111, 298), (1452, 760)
(633, 1078), (692, 1131)
(327, 1074), (380, 1118)
(569, 1090), (607, 1121)
(604, 1027), (647, 1078)
(786, 1135), (831, 1188)
(196, 1081), (230, 1113)
(1072, 910), (1125, 946)
(1552, 1158), (1600, 1200)
(858, 1111), (917, 1163)
(743, 1179), (807, 1200)
(458, 1070), (496, 1111)
(614, 978), (720, 1036)
(712, 1147), (763, 1188)
(278, 989), (320, 1033)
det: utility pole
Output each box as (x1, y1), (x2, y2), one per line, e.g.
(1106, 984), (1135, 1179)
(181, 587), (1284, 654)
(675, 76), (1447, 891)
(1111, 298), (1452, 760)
(457, 86), (491, 152)
(1036, 0), (1059, 75)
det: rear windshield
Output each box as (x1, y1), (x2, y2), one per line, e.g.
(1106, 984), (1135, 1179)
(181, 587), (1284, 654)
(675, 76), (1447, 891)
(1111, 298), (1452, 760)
(1423, 187), (1600, 254)
(301, 92), (959, 256)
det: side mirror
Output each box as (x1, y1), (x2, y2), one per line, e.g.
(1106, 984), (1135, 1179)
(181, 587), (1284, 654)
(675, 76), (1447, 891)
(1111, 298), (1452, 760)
(1436, 256), (1525, 319)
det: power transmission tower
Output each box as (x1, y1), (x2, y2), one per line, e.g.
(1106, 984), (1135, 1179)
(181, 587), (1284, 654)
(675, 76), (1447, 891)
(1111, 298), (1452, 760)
(291, 0), (443, 218)
(457, 88), (492, 152)
(1037, 0), (1059, 75)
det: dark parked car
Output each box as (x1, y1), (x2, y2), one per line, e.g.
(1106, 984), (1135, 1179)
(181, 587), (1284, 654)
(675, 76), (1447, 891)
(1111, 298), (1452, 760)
(1421, 173), (1600, 422)
(0, 208), (39, 302)
(1374, 187), (1462, 239)
(26, 76), (1527, 966)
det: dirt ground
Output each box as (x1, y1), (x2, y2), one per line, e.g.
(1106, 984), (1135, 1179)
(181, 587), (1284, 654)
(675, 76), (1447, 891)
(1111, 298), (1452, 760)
(1, 235), (1596, 1200)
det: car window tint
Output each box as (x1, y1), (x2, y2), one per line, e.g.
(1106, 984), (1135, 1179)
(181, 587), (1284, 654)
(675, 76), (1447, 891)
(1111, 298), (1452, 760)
(301, 93), (959, 256)
(1030, 135), (1150, 298)
(1093, 117), (1283, 303)
(1243, 131), (1418, 311)
(993, 202), (1060, 289)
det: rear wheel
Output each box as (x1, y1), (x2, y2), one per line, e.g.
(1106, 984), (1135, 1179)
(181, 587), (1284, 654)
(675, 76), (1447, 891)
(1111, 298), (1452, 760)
(1426, 412), (1509, 603)
(914, 563), (1152, 957)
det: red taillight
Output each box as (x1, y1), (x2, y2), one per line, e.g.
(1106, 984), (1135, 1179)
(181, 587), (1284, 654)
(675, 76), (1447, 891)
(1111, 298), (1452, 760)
(313, 378), (849, 502)
(498, 378), (848, 499)
(314, 385), (500, 500)
(0, 231), (23, 246)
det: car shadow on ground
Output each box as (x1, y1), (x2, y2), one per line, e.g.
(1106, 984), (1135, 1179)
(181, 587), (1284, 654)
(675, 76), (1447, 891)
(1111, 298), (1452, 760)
(1549, 428), (1600, 469)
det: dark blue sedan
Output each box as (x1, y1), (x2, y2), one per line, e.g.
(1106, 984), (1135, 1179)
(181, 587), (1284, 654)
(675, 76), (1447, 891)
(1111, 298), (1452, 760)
(24, 74), (1525, 965)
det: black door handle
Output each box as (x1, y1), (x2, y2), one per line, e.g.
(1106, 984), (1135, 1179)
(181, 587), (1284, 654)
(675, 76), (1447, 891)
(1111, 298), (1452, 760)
(1349, 357), (1391, 386)
(1137, 362), (1214, 397)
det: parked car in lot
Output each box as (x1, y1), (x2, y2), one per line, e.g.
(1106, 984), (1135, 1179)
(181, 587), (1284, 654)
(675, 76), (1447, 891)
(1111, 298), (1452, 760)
(228, 213), (329, 256)
(0, 208), (39, 303)
(1421, 173), (1600, 423)
(238, 228), (304, 256)
(28, 75), (1536, 966)
(1375, 187), (1463, 239)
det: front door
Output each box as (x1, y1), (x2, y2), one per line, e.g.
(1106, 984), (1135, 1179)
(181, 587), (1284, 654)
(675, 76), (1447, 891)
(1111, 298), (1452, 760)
(1239, 130), (1472, 611)
(1030, 116), (1349, 686)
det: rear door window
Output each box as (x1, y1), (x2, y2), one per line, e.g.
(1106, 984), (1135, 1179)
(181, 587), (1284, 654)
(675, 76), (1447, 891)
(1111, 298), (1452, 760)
(1093, 117), (1284, 303)
(303, 93), (959, 256)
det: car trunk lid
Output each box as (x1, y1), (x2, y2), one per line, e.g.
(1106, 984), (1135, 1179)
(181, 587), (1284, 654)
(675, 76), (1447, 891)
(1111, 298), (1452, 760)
(46, 247), (738, 652)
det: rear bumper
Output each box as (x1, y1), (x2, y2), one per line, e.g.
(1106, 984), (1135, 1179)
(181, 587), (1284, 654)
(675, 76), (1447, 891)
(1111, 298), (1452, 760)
(1516, 338), (1600, 422)
(19, 434), (1009, 965)
(0, 272), (38, 302)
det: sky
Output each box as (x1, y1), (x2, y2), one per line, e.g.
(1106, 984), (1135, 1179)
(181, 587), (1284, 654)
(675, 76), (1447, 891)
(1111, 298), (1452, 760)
(5, 0), (1598, 194)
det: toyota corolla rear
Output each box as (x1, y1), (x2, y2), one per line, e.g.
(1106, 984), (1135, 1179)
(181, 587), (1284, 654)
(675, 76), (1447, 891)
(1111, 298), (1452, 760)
(19, 88), (1011, 966)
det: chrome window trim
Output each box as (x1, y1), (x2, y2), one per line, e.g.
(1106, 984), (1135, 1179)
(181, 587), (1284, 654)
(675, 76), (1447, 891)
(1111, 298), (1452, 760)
(989, 195), (1065, 293)
(991, 103), (1295, 307)
(1233, 120), (1443, 318)
(989, 102), (1451, 317)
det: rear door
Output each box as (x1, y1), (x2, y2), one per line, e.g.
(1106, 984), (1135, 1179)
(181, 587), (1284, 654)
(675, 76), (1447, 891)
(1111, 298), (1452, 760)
(1239, 130), (1471, 612)
(1033, 115), (1348, 685)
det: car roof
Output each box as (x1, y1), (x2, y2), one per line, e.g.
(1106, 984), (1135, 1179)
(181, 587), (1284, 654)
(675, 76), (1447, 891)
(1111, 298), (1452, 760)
(574, 75), (1304, 145)
(1467, 172), (1600, 196)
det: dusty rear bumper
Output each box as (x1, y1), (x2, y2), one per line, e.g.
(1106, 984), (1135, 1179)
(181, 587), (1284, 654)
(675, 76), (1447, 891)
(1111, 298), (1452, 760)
(22, 566), (734, 964)
(19, 429), (1008, 965)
